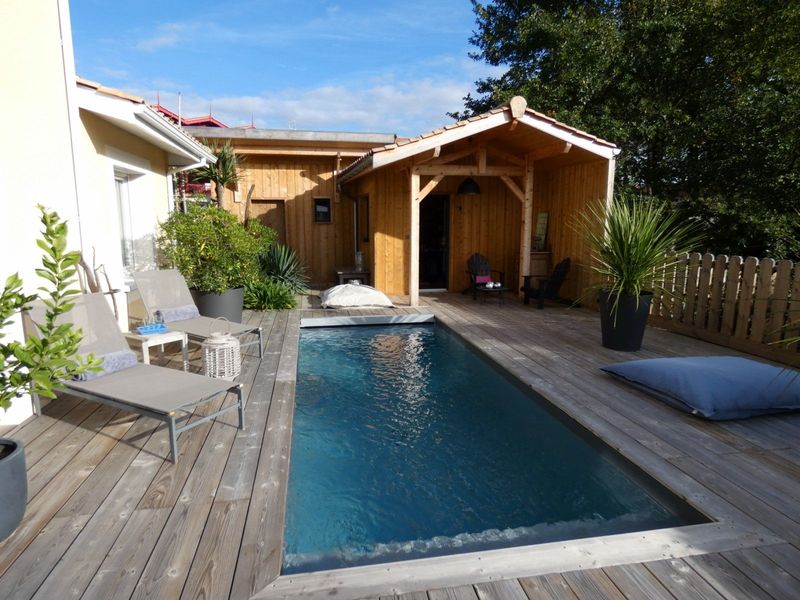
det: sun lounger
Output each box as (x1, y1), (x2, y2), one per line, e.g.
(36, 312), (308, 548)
(24, 293), (244, 463)
(132, 269), (263, 357)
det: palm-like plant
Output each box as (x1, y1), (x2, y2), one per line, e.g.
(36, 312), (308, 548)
(192, 141), (244, 206)
(581, 192), (702, 318)
(258, 244), (309, 294)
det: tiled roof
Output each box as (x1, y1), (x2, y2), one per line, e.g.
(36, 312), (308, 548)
(76, 77), (145, 104)
(339, 99), (619, 181)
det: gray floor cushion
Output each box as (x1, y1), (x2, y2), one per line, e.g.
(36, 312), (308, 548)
(601, 356), (800, 420)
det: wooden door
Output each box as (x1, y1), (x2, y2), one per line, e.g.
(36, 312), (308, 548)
(251, 199), (286, 245)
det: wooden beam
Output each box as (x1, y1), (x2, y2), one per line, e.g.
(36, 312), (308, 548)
(518, 160), (534, 298)
(486, 145), (525, 166)
(235, 147), (367, 157)
(413, 165), (524, 177)
(529, 141), (572, 161)
(418, 175), (444, 203)
(500, 176), (524, 203)
(478, 147), (487, 174)
(372, 112), (512, 168)
(422, 146), (478, 166)
(432, 146), (441, 158)
(409, 173), (420, 307)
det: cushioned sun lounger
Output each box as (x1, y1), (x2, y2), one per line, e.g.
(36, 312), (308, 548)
(133, 269), (263, 357)
(24, 293), (244, 462)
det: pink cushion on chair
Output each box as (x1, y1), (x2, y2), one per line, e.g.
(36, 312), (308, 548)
(475, 275), (492, 284)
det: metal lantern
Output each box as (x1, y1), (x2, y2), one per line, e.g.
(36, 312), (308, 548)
(202, 319), (241, 380)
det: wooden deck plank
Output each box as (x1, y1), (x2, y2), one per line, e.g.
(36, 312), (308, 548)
(721, 547), (800, 600)
(602, 563), (673, 600)
(428, 585), (480, 600)
(518, 573), (578, 599)
(2, 296), (800, 600)
(644, 558), (726, 600)
(561, 570), (625, 600)
(684, 552), (773, 599)
(473, 579), (528, 600)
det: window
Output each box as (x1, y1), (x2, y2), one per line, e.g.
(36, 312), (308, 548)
(115, 175), (136, 276)
(314, 197), (332, 223)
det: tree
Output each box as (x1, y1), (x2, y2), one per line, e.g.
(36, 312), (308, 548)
(456, 0), (800, 258)
(191, 140), (244, 207)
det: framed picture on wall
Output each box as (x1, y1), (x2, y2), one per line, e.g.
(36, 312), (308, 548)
(533, 211), (549, 251)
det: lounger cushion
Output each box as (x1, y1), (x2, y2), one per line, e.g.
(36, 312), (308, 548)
(475, 275), (492, 284)
(601, 356), (800, 420)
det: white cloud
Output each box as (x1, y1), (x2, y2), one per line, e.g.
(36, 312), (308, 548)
(144, 74), (485, 135)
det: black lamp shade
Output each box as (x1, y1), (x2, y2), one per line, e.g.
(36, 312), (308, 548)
(457, 177), (481, 196)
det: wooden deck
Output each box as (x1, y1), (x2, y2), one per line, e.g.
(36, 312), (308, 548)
(1, 294), (799, 599)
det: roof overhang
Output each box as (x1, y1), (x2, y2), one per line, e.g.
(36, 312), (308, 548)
(339, 97), (621, 184)
(76, 83), (216, 169)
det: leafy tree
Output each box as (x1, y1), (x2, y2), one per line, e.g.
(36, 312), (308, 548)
(456, 0), (800, 258)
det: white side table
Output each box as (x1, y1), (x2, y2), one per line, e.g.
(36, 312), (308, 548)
(124, 329), (189, 371)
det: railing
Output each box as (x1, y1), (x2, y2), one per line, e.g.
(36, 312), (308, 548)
(650, 253), (800, 367)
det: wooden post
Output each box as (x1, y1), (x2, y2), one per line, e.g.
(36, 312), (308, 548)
(409, 173), (420, 306)
(518, 160), (534, 297)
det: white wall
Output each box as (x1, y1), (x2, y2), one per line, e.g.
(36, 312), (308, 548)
(0, 0), (82, 425)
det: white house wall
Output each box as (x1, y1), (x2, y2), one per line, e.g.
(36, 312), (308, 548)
(0, 0), (83, 425)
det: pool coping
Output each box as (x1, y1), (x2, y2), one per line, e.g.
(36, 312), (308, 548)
(254, 314), (784, 599)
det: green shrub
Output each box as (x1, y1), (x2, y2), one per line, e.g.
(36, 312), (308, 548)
(244, 279), (297, 310)
(258, 244), (309, 294)
(158, 205), (276, 293)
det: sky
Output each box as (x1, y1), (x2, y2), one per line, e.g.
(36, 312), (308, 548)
(69, 0), (504, 136)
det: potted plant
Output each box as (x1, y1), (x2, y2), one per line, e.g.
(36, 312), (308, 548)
(582, 193), (701, 351)
(1, 207), (96, 540)
(158, 205), (274, 322)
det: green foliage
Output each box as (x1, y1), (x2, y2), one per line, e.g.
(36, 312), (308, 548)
(258, 244), (309, 295)
(244, 279), (297, 310)
(459, 0), (800, 258)
(158, 205), (275, 294)
(191, 141), (244, 205)
(579, 193), (702, 319)
(1, 207), (99, 411)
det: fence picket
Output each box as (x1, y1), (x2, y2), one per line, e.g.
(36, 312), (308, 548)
(671, 254), (688, 322)
(683, 253), (702, 326)
(767, 260), (793, 343)
(721, 256), (742, 336)
(749, 258), (775, 343)
(695, 253), (714, 330)
(708, 254), (728, 334)
(734, 257), (759, 340)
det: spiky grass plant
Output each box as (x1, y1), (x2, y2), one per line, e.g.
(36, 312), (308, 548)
(258, 244), (309, 295)
(580, 193), (702, 319)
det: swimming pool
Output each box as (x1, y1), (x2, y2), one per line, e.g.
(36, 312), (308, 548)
(283, 322), (706, 574)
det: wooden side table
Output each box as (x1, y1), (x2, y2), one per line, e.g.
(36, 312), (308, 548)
(125, 329), (189, 371)
(335, 267), (371, 285)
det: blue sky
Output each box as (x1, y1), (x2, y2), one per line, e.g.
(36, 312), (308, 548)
(70, 0), (502, 135)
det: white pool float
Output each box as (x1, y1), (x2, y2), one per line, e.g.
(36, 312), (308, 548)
(320, 282), (394, 309)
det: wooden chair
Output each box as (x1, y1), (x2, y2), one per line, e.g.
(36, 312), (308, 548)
(466, 253), (505, 300)
(521, 258), (571, 309)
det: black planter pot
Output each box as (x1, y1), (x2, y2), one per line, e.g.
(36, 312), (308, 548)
(599, 290), (653, 351)
(191, 287), (244, 323)
(0, 439), (27, 541)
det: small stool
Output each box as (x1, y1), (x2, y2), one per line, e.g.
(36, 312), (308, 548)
(125, 329), (189, 371)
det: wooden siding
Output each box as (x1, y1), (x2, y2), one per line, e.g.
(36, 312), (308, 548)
(533, 158), (610, 301)
(222, 154), (356, 286)
(346, 169), (522, 296)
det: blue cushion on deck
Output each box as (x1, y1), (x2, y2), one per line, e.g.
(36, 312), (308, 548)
(600, 356), (800, 420)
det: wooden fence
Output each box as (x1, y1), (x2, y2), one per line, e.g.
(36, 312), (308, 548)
(650, 253), (800, 367)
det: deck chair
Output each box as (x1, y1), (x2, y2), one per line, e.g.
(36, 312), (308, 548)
(133, 269), (263, 357)
(24, 294), (244, 463)
(521, 257), (571, 309)
(466, 253), (505, 300)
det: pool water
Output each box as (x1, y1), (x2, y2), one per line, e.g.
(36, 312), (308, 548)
(283, 324), (705, 573)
